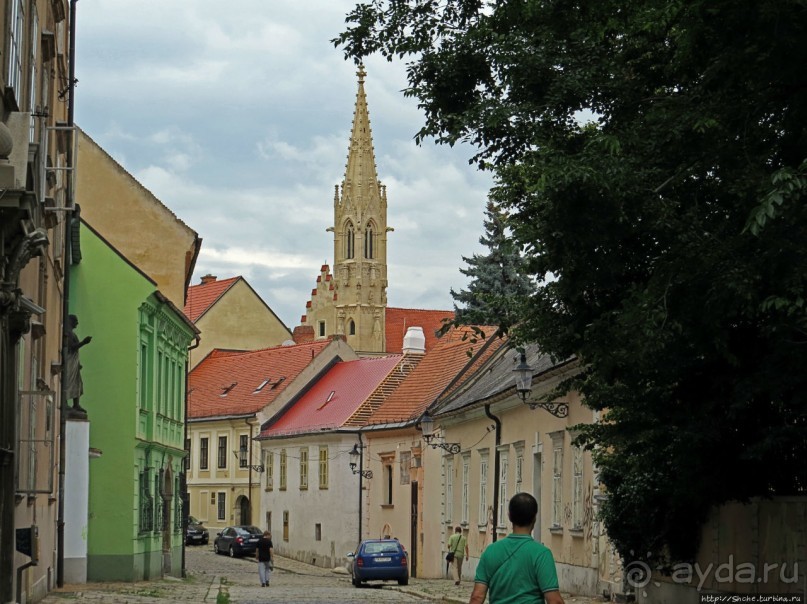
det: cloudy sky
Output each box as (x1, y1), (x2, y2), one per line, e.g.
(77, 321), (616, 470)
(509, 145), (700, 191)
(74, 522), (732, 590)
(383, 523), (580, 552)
(74, 0), (493, 329)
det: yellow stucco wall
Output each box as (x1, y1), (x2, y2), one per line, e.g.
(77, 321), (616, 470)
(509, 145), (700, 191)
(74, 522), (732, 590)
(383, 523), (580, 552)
(75, 129), (199, 309)
(190, 279), (291, 367)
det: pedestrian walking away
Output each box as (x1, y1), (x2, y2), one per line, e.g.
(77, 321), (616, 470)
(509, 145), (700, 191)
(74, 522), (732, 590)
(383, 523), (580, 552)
(469, 492), (565, 604)
(447, 525), (469, 585)
(255, 530), (274, 587)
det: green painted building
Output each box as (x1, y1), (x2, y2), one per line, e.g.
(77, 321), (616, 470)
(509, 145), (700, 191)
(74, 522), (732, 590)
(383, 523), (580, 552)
(70, 221), (197, 580)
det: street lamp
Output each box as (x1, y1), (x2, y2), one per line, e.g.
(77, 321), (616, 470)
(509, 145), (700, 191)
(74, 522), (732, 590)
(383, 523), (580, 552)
(349, 444), (372, 479)
(514, 350), (569, 418)
(420, 413), (461, 454)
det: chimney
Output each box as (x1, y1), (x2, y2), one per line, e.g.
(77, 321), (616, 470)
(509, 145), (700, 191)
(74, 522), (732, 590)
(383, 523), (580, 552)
(292, 325), (315, 344)
(402, 326), (426, 355)
(200, 274), (217, 285)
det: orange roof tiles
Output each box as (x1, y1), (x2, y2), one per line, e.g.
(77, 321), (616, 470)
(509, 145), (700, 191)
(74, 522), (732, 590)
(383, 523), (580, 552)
(184, 276), (240, 322)
(385, 307), (454, 353)
(367, 329), (507, 426)
(188, 340), (332, 419)
(259, 355), (402, 438)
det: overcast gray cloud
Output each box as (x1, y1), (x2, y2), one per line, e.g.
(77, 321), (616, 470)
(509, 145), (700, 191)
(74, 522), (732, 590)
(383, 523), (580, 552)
(75, 0), (492, 328)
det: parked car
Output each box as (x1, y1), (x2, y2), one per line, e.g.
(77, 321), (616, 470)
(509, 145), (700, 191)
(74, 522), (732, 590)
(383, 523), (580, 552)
(347, 538), (408, 587)
(213, 525), (262, 557)
(185, 516), (209, 546)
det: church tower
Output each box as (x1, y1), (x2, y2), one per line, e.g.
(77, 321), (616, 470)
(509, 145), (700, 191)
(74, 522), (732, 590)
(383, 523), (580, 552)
(302, 66), (390, 354)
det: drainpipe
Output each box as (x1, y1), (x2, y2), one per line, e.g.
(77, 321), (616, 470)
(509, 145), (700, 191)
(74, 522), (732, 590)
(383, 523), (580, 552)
(57, 0), (79, 587)
(181, 336), (199, 578)
(357, 433), (365, 544)
(245, 417), (254, 525)
(484, 405), (501, 543)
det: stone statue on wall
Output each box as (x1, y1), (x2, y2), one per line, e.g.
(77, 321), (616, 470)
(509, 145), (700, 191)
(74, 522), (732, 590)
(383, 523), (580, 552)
(65, 314), (92, 418)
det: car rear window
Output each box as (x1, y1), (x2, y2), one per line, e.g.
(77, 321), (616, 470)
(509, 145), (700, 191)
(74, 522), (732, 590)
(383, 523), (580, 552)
(364, 541), (400, 554)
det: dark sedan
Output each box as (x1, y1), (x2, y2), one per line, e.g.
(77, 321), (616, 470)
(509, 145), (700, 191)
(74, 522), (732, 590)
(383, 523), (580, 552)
(185, 516), (209, 546)
(213, 525), (262, 557)
(348, 538), (408, 587)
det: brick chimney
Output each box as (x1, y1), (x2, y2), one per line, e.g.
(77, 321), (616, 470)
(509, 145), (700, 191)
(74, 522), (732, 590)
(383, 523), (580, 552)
(292, 325), (315, 344)
(200, 274), (217, 285)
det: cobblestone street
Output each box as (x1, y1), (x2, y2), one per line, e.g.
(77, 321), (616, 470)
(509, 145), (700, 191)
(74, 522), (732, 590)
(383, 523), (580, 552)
(40, 546), (606, 603)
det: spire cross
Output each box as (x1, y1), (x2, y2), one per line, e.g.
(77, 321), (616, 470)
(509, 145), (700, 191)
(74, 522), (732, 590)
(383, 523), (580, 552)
(357, 64), (366, 84)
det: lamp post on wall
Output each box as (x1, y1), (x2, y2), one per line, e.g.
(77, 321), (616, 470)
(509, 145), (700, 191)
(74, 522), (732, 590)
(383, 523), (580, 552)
(419, 413), (462, 454)
(513, 350), (569, 418)
(349, 439), (372, 543)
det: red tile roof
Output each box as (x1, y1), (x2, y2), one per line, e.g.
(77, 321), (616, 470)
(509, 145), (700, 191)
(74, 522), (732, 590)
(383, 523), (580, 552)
(184, 276), (240, 322)
(367, 329), (507, 425)
(258, 355), (402, 438)
(188, 340), (332, 419)
(385, 307), (454, 353)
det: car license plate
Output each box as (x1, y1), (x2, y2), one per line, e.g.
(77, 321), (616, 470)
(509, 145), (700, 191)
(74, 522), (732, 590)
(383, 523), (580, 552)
(375, 557), (391, 562)
(249, 538), (259, 543)
(192, 535), (202, 540)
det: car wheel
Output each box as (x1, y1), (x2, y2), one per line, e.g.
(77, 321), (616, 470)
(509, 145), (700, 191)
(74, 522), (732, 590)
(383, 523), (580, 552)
(213, 542), (220, 555)
(398, 577), (409, 586)
(352, 575), (361, 587)
(229, 545), (236, 558)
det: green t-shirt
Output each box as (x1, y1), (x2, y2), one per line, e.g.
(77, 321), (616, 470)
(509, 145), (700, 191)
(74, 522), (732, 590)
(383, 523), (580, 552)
(473, 534), (560, 603)
(447, 532), (467, 558)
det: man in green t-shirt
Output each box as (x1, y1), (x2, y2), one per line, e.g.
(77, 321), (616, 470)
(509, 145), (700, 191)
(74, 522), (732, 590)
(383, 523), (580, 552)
(447, 526), (469, 584)
(469, 493), (564, 604)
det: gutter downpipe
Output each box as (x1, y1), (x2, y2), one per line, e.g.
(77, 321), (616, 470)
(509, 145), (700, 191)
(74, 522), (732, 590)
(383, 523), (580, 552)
(245, 417), (254, 524)
(357, 432), (365, 544)
(182, 336), (200, 578)
(57, 0), (79, 587)
(484, 404), (501, 543)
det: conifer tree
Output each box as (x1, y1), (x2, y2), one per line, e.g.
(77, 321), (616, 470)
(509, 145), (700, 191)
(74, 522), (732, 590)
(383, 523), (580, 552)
(450, 200), (533, 334)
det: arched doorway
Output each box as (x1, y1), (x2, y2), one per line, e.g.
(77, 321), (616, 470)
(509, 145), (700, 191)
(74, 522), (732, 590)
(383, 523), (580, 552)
(235, 495), (251, 525)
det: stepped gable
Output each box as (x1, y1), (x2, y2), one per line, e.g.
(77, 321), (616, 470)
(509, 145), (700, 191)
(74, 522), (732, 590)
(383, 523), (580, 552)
(366, 327), (507, 425)
(258, 355), (402, 438)
(385, 307), (453, 353)
(188, 340), (331, 419)
(184, 275), (240, 322)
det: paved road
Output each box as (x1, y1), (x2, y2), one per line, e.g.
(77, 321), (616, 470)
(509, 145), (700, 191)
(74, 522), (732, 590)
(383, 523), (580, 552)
(40, 544), (604, 603)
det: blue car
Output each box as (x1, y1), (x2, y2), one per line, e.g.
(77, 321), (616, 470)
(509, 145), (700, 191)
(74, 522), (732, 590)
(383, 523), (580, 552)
(348, 539), (408, 587)
(213, 525), (262, 557)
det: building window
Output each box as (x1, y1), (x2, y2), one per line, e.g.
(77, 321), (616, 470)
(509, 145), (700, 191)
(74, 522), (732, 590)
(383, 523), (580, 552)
(279, 449), (287, 490)
(498, 450), (509, 527)
(364, 224), (374, 259)
(461, 454), (470, 524)
(217, 492), (226, 521)
(515, 447), (524, 494)
(138, 469), (154, 533)
(217, 436), (227, 469)
(7, 0), (24, 98)
(265, 451), (273, 490)
(283, 510), (289, 541)
(444, 457), (453, 523)
(399, 451), (411, 485)
(345, 222), (355, 259)
(239, 435), (248, 468)
(551, 432), (564, 527)
(315, 523), (322, 541)
(318, 446), (328, 489)
(479, 451), (489, 525)
(348, 319), (355, 336)
(184, 439), (191, 472)
(300, 448), (309, 490)
(572, 446), (584, 529)
(199, 437), (209, 470)
(382, 455), (394, 505)
(318, 321), (326, 338)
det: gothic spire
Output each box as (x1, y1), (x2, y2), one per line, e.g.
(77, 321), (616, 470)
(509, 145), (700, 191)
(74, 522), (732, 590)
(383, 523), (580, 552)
(343, 65), (379, 209)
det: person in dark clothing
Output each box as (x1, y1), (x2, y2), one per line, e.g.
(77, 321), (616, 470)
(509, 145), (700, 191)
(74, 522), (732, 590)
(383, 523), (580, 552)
(255, 530), (274, 586)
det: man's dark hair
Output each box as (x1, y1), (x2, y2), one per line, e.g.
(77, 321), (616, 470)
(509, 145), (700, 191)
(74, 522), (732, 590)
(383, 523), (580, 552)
(508, 492), (538, 527)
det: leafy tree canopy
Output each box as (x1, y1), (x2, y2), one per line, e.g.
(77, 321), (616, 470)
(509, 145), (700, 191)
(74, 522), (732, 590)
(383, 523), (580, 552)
(336, 0), (807, 564)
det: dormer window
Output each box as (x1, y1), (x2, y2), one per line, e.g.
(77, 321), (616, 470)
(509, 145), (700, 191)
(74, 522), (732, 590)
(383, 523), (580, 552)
(220, 383), (237, 397)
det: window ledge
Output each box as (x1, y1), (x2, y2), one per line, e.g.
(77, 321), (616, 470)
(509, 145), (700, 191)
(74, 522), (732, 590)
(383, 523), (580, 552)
(380, 504), (394, 509)
(569, 528), (584, 538)
(549, 526), (564, 535)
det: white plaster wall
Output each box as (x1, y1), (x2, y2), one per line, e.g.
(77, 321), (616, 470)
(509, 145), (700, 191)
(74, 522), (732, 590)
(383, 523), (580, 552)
(257, 434), (359, 570)
(64, 420), (90, 583)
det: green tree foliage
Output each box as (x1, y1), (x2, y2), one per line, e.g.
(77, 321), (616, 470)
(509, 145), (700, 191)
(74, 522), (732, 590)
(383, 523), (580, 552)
(449, 200), (534, 333)
(336, 0), (807, 564)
